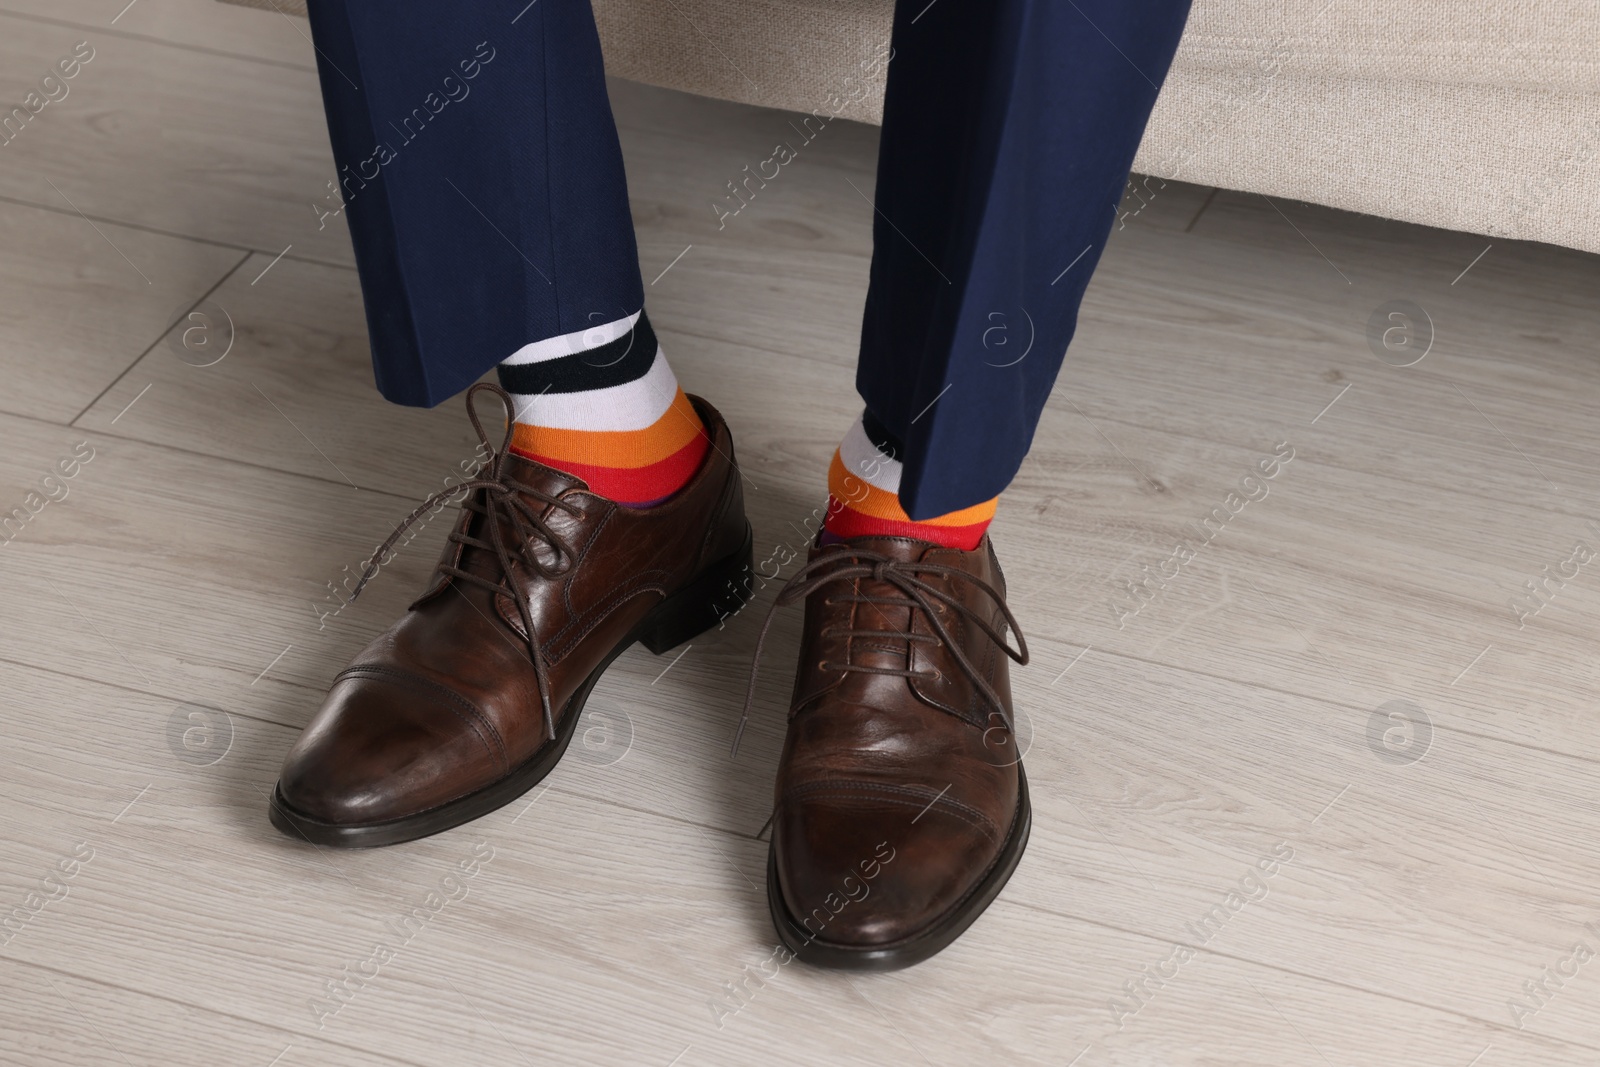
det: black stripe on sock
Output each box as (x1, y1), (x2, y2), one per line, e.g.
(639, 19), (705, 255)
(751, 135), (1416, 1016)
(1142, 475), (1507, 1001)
(861, 408), (906, 463)
(496, 312), (657, 396)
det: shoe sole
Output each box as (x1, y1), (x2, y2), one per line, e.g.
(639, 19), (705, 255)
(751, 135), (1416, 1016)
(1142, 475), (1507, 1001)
(765, 767), (1032, 970)
(268, 524), (754, 849)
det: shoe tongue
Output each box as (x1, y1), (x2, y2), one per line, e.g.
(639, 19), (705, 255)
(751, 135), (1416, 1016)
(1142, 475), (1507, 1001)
(810, 537), (938, 677)
(501, 449), (590, 497)
(456, 451), (591, 580)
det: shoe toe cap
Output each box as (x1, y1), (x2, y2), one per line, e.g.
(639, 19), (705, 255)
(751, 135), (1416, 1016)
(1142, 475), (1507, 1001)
(773, 783), (1006, 948)
(277, 670), (504, 827)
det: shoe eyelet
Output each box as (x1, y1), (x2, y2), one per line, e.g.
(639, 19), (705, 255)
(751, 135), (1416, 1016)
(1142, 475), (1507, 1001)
(817, 659), (832, 672)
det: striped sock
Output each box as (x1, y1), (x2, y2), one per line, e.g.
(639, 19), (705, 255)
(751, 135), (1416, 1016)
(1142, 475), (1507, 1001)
(822, 410), (996, 551)
(496, 310), (709, 507)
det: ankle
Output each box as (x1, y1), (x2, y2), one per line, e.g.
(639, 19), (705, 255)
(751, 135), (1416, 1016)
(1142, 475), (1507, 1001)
(497, 310), (709, 507)
(821, 411), (996, 551)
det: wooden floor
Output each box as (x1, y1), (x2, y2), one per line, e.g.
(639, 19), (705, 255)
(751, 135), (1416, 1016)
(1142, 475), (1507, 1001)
(4, 3), (1600, 1065)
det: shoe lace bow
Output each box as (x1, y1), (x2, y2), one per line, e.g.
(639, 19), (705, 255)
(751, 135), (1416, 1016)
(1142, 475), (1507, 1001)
(731, 548), (1028, 756)
(348, 382), (581, 741)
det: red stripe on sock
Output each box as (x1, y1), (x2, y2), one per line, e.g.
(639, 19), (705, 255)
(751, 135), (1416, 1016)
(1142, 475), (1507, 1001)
(822, 495), (990, 551)
(517, 432), (710, 507)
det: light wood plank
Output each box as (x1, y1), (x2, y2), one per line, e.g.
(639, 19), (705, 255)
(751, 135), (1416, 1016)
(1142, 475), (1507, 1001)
(75, 252), (494, 499)
(29, 363), (1600, 1052)
(0, 12), (349, 263)
(0, 0), (315, 69)
(0, 198), (245, 422)
(0, 410), (451, 720)
(0, 659), (1589, 1067)
(7, 12), (1600, 1066)
(1, 961), (418, 1067)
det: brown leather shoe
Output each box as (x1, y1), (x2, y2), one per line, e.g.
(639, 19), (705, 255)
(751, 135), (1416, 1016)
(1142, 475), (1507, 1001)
(271, 383), (752, 848)
(736, 534), (1031, 969)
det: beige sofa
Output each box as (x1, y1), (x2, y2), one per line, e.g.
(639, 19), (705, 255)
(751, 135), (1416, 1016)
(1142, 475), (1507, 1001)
(227, 0), (1600, 254)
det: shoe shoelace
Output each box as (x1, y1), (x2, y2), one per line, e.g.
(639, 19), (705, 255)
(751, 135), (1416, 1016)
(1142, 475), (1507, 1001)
(731, 548), (1029, 756)
(348, 382), (582, 741)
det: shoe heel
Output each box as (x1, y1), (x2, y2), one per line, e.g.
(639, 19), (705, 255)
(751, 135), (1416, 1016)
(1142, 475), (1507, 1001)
(636, 524), (755, 655)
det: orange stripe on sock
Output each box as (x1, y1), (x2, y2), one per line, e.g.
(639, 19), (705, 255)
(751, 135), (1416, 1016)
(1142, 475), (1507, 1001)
(512, 388), (702, 469)
(827, 451), (996, 527)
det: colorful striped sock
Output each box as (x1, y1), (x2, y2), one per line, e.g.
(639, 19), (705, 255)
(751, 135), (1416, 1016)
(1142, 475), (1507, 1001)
(822, 410), (996, 551)
(496, 310), (709, 507)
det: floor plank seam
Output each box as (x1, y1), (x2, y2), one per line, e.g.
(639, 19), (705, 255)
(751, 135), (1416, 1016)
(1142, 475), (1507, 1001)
(554, 785), (769, 844)
(0, 954), (436, 1067)
(0, 8), (320, 75)
(1003, 896), (1600, 1053)
(1038, 639), (1600, 773)
(0, 192), (358, 273)
(2, 406), (431, 504)
(69, 251), (254, 426)
(1039, 395), (1594, 524)
(0, 650), (319, 711)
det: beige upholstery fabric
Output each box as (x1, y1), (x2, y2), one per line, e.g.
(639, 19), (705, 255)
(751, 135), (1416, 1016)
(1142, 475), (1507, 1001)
(221, 0), (1600, 253)
(1137, 2), (1600, 254)
(591, 0), (891, 125)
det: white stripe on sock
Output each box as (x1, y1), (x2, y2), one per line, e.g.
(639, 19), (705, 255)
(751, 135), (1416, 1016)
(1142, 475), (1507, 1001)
(839, 413), (902, 494)
(501, 310), (642, 366)
(508, 345), (678, 432)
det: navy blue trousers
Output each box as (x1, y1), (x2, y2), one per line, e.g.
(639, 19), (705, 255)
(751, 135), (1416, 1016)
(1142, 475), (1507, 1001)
(306, 0), (1192, 518)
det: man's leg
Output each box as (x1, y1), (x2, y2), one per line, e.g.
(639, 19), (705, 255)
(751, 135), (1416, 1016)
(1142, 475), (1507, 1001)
(774, 0), (1194, 968)
(306, 0), (707, 505)
(826, 0), (1194, 530)
(272, 1), (746, 847)
(306, 0), (638, 405)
